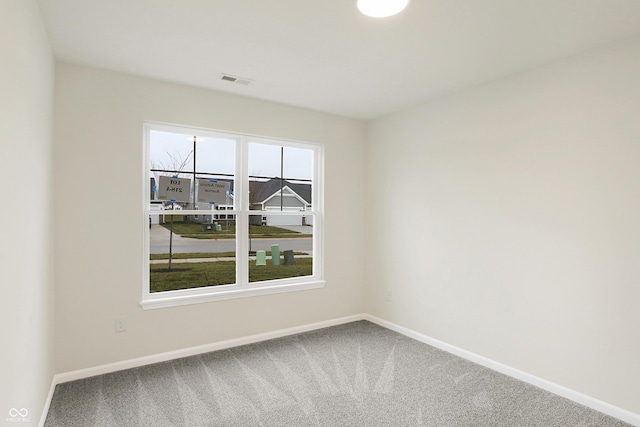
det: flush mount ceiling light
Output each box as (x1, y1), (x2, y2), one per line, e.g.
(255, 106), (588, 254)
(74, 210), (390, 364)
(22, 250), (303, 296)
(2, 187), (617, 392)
(357, 0), (409, 18)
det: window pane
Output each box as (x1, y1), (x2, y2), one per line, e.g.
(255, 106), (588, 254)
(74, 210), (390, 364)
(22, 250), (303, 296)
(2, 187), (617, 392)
(249, 142), (313, 180)
(248, 143), (313, 180)
(248, 214), (313, 283)
(195, 137), (236, 211)
(150, 213), (236, 292)
(248, 143), (313, 210)
(150, 131), (195, 206)
(282, 146), (313, 181)
(145, 123), (322, 307)
(150, 132), (235, 210)
(248, 143), (280, 178)
(195, 137), (235, 176)
(150, 131), (194, 172)
(246, 142), (314, 284)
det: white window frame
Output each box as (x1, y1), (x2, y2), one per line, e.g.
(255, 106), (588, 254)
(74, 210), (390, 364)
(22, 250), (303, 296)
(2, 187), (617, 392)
(141, 122), (325, 310)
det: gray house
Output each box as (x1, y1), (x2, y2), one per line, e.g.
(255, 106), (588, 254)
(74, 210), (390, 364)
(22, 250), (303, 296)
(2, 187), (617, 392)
(187, 177), (313, 226)
(250, 178), (312, 226)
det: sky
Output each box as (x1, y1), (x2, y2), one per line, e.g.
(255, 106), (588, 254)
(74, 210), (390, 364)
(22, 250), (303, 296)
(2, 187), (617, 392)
(150, 130), (313, 181)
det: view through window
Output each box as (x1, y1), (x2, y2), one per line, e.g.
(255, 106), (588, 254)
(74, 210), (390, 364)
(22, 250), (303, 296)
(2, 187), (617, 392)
(143, 123), (323, 308)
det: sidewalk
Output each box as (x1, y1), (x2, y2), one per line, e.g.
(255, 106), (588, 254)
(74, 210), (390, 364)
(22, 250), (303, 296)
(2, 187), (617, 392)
(150, 254), (312, 264)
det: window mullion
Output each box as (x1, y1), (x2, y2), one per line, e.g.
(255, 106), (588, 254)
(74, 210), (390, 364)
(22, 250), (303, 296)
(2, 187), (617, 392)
(235, 137), (249, 287)
(312, 146), (324, 279)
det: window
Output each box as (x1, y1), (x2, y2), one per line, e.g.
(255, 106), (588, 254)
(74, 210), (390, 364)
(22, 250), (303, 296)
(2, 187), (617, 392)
(142, 122), (324, 309)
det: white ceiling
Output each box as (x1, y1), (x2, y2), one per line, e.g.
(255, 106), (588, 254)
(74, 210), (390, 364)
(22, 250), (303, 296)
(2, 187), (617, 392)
(37, 0), (640, 121)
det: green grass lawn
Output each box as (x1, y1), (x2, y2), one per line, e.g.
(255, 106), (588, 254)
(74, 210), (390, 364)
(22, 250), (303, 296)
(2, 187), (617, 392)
(150, 251), (307, 260)
(150, 258), (312, 292)
(150, 252), (236, 260)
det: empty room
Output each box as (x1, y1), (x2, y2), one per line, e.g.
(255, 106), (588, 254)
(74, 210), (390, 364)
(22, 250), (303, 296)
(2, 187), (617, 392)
(2, 0), (639, 425)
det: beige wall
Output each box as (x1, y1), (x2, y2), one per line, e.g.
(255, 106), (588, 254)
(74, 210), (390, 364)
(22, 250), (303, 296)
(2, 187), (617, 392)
(8, 2), (639, 418)
(53, 63), (367, 373)
(365, 35), (640, 414)
(0, 0), (55, 422)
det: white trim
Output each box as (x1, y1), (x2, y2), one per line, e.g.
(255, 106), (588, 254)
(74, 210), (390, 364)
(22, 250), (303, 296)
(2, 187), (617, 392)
(51, 314), (364, 385)
(312, 144), (324, 279)
(40, 313), (640, 426)
(38, 378), (58, 427)
(363, 314), (640, 426)
(141, 279), (325, 310)
(143, 122), (324, 309)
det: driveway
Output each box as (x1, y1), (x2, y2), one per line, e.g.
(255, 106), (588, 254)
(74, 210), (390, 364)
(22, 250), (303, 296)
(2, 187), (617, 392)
(272, 224), (313, 234)
(149, 224), (185, 242)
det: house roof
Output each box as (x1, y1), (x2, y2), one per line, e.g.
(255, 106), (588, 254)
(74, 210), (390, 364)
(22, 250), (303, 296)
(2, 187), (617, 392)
(251, 178), (311, 205)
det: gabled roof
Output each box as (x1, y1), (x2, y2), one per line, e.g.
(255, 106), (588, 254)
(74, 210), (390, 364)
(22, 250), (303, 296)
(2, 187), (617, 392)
(251, 178), (311, 204)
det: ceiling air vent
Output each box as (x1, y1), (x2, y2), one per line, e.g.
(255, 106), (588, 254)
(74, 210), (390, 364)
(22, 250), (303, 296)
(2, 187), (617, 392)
(220, 74), (253, 86)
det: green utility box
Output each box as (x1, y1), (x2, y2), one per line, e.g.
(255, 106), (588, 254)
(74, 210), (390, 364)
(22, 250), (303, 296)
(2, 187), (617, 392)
(271, 244), (280, 265)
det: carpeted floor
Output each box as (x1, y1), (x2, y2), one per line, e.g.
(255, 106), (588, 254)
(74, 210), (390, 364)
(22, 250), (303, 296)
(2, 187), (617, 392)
(44, 321), (631, 426)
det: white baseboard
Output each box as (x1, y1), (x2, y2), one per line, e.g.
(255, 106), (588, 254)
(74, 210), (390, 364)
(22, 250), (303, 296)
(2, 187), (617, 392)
(363, 314), (640, 427)
(38, 377), (58, 427)
(41, 312), (639, 427)
(53, 314), (365, 385)
(41, 314), (365, 424)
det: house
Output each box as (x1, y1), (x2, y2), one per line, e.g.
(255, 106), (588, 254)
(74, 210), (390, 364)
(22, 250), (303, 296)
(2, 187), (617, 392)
(4, 1), (640, 425)
(250, 178), (313, 226)
(149, 200), (164, 225)
(172, 178), (313, 226)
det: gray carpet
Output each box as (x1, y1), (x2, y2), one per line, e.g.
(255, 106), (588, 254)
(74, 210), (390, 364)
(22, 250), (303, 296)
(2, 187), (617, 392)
(45, 321), (631, 426)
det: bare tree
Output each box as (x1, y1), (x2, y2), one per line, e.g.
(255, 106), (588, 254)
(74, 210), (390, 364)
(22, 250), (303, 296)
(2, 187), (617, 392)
(151, 149), (194, 204)
(151, 149), (193, 270)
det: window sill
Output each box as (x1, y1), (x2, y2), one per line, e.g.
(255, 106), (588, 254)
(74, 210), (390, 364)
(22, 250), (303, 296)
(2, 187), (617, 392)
(140, 279), (326, 310)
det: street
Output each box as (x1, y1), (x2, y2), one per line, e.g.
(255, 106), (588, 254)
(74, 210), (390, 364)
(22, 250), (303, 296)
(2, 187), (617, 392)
(149, 225), (312, 254)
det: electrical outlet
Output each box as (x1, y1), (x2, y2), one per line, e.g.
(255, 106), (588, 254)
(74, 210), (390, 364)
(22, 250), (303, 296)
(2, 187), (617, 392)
(385, 288), (393, 302)
(115, 317), (127, 333)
